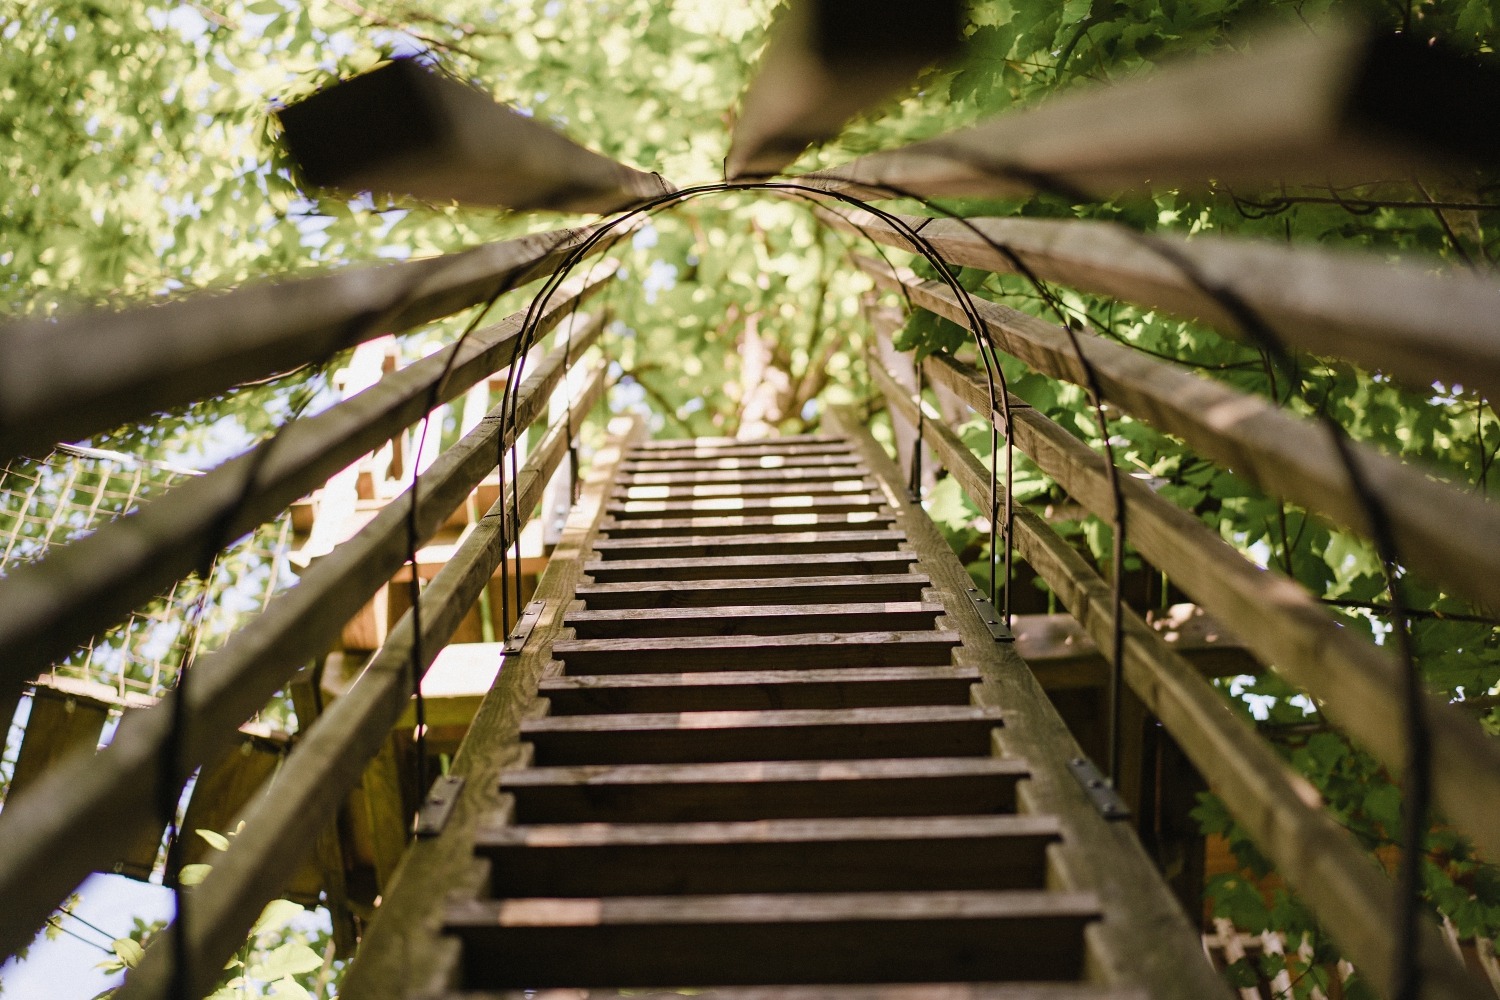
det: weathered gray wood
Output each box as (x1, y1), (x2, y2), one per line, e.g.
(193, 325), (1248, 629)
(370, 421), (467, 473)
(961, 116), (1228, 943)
(430, 986), (1145, 1000)
(563, 601), (945, 639)
(632, 434), (841, 450)
(0, 351), (607, 968)
(614, 477), (873, 500)
(337, 417), (644, 1000)
(598, 511), (895, 538)
(582, 548), (912, 587)
(606, 493), (884, 519)
(809, 24), (1498, 199)
(825, 405), (1232, 1000)
(0, 272), (612, 693)
(866, 376), (1489, 1000)
(477, 814), (1058, 896)
(623, 465), (868, 485)
(858, 254), (1500, 618)
(445, 890), (1098, 987)
(0, 224), (614, 462)
(521, 704), (1003, 765)
(501, 756), (1030, 824)
(917, 347), (1500, 862)
(281, 58), (672, 212)
(113, 407), (593, 1000)
(620, 452), (861, 473)
(824, 207), (1500, 403)
(626, 440), (855, 460)
(574, 573), (931, 608)
(553, 630), (960, 674)
(1012, 611), (1256, 687)
(537, 665), (982, 715)
(588, 530), (908, 564)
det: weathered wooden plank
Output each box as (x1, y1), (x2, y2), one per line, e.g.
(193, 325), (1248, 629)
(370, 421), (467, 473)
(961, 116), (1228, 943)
(864, 380), (1490, 1000)
(620, 452), (861, 473)
(588, 531), (908, 564)
(445, 890), (1098, 987)
(919, 347), (1500, 862)
(631, 434), (841, 450)
(537, 665), (982, 715)
(563, 601), (945, 640)
(553, 630), (961, 674)
(0, 223), (612, 463)
(520, 705), (1003, 765)
(823, 207), (1500, 403)
(574, 573), (931, 608)
(282, 58), (672, 212)
(598, 511), (895, 538)
(430, 985), (1145, 1000)
(0, 350), (608, 969)
(476, 814), (1059, 896)
(614, 477), (873, 500)
(809, 24), (1500, 200)
(7, 687), (109, 798)
(605, 493), (884, 519)
(825, 405), (1232, 1000)
(0, 274), (611, 692)
(582, 551), (918, 581)
(110, 410), (609, 1000)
(500, 756), (1029, 824)
(626, 441), (855, 460)
(859, 254), (1500, 618)
(622, 465), (868, 485)
(1012, 610), (1257, 687)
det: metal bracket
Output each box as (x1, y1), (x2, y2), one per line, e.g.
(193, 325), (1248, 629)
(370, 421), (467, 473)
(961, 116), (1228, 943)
(962, 587), (1014, 642)
(1066, 756), (1131, 822)
(414, 774), (465, 838)
(503, 599), (546, 655)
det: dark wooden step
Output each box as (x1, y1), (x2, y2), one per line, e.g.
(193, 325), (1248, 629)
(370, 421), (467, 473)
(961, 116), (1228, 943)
(605, 494), (885, 520)
(575, 573), (931, 609)
(588, 533), (910, 566)
(629, 434), (844, 453)
(620, 453), (859, 474)
(622, 465), (868, 486)
(433, 985), (1146, 1000)
(537, 666), (982, 715)
(521, 705), (1003, 766)
(476, 814), (1061, 896)
(599, 512), (895, 538)
(614, 477), (874, 500)
(626, 441), (856, 460)
(563, 602), (945, 640)
(552, 631), (961, 674)
(446, 890), (1099, 988)
(500, 757), (1028, 824)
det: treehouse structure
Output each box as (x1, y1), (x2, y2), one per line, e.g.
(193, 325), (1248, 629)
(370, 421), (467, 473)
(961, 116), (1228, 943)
(2, 11), (1500, 1000)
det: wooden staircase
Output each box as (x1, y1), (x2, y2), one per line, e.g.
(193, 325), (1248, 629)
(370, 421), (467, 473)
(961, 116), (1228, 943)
(383, 423), (1221, 999)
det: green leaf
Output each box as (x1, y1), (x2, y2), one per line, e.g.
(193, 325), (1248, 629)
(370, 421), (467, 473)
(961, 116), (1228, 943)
(178, 863), (213, 886)
(195, 828), (231, 852)
(252, 898), (305, 938)
(250, 941), (324, 979)
(111, 938), (145, 969)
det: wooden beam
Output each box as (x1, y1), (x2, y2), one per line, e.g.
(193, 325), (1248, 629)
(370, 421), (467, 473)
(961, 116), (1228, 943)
(904, 329), (1500, 863)
(0, 223), (617, 462)
(114, 401), (586, 1000)
(0, 350), (607, 967)
(820, 207), (1500, 404)
(280, 58), (673, 213)
(0, 273), (611, 691)
(856, 255), (1500, 620)
(808, 24), (1500, 200)
(724, 0), (962, 179)
(866, 365), (1490, 1000)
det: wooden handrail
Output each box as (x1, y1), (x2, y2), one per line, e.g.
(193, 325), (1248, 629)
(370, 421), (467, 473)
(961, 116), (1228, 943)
(821, 207), (1500, 403)
(807, 23), (1500, 200)
(0, 266), (613, 693)
(113, 390), (596, 1000)
(856, 255), (1500, 620)
(870, 350), (1489, 1000)
(0, 224), (623, 464)
(0, 341), (607, 965)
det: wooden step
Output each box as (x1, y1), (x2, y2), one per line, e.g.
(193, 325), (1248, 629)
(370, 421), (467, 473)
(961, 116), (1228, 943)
(563, 602), (946, 640)
(582, 551), (912, 581)
(445, 890), (1100, 988)
(521, 705), (1003, 765)
(574, 574), (931, 609)
(620, 453), (859, 474)
(537, 666), (982, 715)
(605, 495), (885, 519)
(615, 478), (874, 500)
(622, 466), (868, 486)
(598, 512), (894, 538)
(629, 433), (844, 452)
(552, 631), (961, 674)
(626, 441), (856, 460)
(500, 757), (1028, 824)
(588, 532), (909, 565)
(432, 985), (1147, 1000)
(476, 814), (1061, 897)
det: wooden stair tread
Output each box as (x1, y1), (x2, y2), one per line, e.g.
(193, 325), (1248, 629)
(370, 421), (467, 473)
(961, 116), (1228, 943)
(615, 478), (874, 500)
(574, 574), (931, 609)
(606, 495), (885, 518)
(502, 756), (1027, 787)
(620, 454), (861, 473)
(626, 442), (856, 460)
(621, 466), (868, 486)
(631, 434), (843, 450)
(437, 985), (1146, 1000)
(537, 666), (981, 714)
(563, 602), (945, 639)
(599, 512), (895, 537)
(587, 538), (911, 569)
(552, 630), (961, 673)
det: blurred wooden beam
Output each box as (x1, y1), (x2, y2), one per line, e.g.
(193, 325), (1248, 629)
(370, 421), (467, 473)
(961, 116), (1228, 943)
(809, 24), (1500, 200)
(725, 0), (962, 179)
(281, 58), (673, 213)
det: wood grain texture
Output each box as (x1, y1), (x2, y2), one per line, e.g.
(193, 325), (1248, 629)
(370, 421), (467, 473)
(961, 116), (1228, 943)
(563, 601), (945, 639)
(598, 511), (895, 538)
(588, 531), (908, 564)
(553, 630), (961, 673)
(574, 573), (931, 608)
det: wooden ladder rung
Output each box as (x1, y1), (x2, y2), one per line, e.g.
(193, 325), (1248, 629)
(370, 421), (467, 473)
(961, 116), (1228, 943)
(587, 532), (909, 564)
(574, 573), (931, 608)
(551, 630), (961, 673)
(563, 602), (945, 640)
(598, 512), (895, 538)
